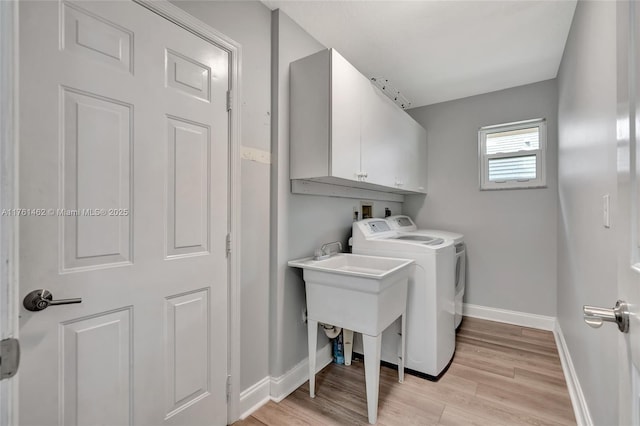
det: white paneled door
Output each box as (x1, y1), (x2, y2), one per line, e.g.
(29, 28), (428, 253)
(618, 1), (640, 424)
(18, 1), (230, 425)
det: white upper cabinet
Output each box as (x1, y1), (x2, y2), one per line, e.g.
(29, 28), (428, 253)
(361, 78), (399, 188)
(290, 48), (427, 194)
(330, 50), (366, 182)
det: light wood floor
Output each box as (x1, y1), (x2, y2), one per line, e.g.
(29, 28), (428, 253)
(234, 317), (576, 426)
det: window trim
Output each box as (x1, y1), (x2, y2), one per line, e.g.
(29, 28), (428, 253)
(478, 118), (547, 190)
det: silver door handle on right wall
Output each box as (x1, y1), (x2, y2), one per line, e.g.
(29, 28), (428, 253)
(583, 300), (629, 333)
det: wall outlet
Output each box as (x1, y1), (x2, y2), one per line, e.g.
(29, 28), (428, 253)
(301, 308), (308, 324)
(361, 202), (373, 219)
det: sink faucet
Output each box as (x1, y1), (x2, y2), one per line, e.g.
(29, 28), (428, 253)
(314, 241), (343, 260)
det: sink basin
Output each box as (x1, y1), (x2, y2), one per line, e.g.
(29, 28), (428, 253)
(289, 253), (414, 424)
(289, 254), (413, 288)
(288, 253), (414, 335)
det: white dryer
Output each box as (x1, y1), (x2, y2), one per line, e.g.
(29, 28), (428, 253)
(352, 218), (455, 379)
(387, 215), (466, 329)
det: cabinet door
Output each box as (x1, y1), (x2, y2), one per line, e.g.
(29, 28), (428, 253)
(399, 118), (427, 193)
(331, 50), (362, 182)
(360, 81), (400, 187)
(414, 123), (428, 193)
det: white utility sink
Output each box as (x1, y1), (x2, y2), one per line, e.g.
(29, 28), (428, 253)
(288, 253), (414, 424)
(288, 254), (414, 335)
(288, 253), (413, 296)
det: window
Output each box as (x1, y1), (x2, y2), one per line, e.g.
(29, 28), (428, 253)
(478, 118), (546, 190)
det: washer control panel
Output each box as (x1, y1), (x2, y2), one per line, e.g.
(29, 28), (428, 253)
(367, 220), (391, 233)
(387, 215), (417, 230)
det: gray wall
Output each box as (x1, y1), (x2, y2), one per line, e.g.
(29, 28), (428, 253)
(405, 80), (558, 316)
(556, 1), (618, 424)
(171, 1), (272, 391)
(270, 10), (403, 377)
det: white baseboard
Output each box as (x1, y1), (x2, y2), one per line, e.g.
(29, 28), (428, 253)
(269, 342), (333, 403)
(463, 303), (556, 331)
(239, 376), (271, 420)
(553, 322), (593, 426)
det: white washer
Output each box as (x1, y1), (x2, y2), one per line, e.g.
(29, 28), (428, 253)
(387, 215), (466, 329)
(352, 218), (455, 379)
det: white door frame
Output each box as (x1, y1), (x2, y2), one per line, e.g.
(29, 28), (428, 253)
(0, 1), (19, 425)
(0, 1), (243, 424)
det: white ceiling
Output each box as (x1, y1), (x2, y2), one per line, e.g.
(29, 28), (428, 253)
(263, 0), (577, 108)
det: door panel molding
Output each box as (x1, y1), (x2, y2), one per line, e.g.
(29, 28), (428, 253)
(59, 306), (133, 426)
(60, 86), (134, 271)
(166, 115), (211, 259)
(165, 49), (212, 102)
(164, 288), (211, 418)
(61, 1), (134, 74)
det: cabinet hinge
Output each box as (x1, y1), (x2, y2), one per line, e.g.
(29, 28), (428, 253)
(226, 90), (232, 111)
(226, 375), (231, 402)
(226, 233), (231, 258)
(0, 338), (20, 380)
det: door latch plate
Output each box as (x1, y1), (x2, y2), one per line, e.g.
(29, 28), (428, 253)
(0, 338), (20, 380)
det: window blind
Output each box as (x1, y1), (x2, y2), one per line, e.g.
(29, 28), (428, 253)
(485, 127), (540, 155)
(488, 155), (537, 182)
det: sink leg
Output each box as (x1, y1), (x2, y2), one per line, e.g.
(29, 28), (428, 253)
(343, 329), (354, 366)
(399, 313), (406, 383)
(362, 333), (382, 424)
(307, 319), (318, 398)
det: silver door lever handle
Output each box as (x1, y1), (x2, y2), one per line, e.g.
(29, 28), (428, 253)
(583, 300), (629, 333)
(23, 289), (82, 312)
